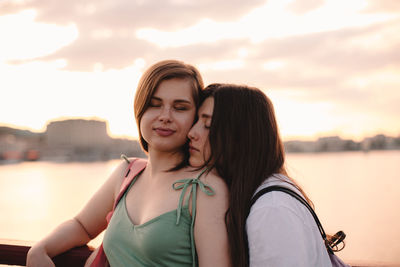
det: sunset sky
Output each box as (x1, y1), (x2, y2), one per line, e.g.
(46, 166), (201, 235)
(0, 0), (399, 141)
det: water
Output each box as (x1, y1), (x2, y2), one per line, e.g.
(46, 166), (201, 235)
(0, 151), (399, 266)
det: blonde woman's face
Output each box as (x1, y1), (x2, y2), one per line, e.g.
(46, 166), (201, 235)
(140, 78), (196, 153)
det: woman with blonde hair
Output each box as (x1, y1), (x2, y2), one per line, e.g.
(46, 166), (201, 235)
(27, 61), (230, 267)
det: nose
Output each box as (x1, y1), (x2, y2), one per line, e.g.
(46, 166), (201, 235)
(158, 106), (172, 123)
(188, 123), (199, 141)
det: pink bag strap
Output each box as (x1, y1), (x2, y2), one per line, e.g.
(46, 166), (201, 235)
(105, 157), (147, 223)
(90, 157), (147, 267)
(90, 244), (107, 267)
(114, 158), (147, 209)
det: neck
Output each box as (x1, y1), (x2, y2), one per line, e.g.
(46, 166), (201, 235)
(146, 148), (184, 176)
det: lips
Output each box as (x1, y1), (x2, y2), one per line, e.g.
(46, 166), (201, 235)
(154, 127), (175, 137)
(189, 144), (199, 153)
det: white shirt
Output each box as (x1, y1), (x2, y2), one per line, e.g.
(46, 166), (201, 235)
(246, 174), (332, 267)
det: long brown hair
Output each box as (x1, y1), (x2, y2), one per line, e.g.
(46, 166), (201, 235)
(134, 59), (204, 169)
(202, 84), (311, 267)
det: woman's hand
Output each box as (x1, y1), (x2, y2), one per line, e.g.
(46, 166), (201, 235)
(26, 245), (55, 267)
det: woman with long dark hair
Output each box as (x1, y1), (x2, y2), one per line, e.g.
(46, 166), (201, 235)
(188, 83), (332, 266)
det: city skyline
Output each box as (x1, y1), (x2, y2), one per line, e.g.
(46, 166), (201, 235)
(1, 117), (398, 143)
(1, 0), (399, 141)
(2, 117), (399, 168)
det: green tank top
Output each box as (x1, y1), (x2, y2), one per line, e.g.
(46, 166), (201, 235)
(102, 168), (214, 267)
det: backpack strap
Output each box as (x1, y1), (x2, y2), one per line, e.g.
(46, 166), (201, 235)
(250, 185), (346, 254)
(105, 157), (147, 223)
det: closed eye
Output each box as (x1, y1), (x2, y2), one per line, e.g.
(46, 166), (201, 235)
(174, 105), (190, 111)
(149, 98), (162, 107)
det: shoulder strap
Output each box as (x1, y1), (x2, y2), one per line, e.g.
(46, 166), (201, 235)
(113, 158), (147, 210)
(105, 157), (147, 223)
(250, 185), (345, 254)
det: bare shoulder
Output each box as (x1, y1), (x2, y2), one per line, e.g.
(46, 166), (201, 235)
(197, 170), (229, 211)
(194, 169), (230, 266)
(201, 170), (229, 197)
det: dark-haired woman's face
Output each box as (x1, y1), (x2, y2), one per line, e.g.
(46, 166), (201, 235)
(187, 97), (213, 167)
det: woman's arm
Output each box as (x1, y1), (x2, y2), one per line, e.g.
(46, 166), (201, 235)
(194, 172), (231, 267)
(26, 161), (129, 267)
(26, 218), (94, 267)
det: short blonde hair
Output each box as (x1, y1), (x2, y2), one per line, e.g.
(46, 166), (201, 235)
(134, 59), (204, 152)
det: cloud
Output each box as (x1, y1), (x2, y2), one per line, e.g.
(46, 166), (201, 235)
(286, 0), (325, 15)
(0, 0), (266, 70)
(240, 18), (400, 85)
(24, 36), (159, 71)
(3, 0), (399, 74)
(363, 0), (400, 14)
(178, 19), (399, 97)
(0, 0), (266, 28)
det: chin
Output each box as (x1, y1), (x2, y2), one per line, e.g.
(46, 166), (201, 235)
(152, 140), (185, 153)
(189, 158), (203, 168)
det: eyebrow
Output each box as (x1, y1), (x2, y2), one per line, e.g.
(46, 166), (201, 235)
(151, 96), (192, 104)
(200, 114), (212, 119)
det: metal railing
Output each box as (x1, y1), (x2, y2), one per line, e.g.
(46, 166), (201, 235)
(0, 239), (93, 267)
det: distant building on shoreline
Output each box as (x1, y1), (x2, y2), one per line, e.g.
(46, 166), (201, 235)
(46, 119), (110, 148)
(0, 126), (43, 162)
(284, 135), (400, 153)
(0, 119), (145, 162)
